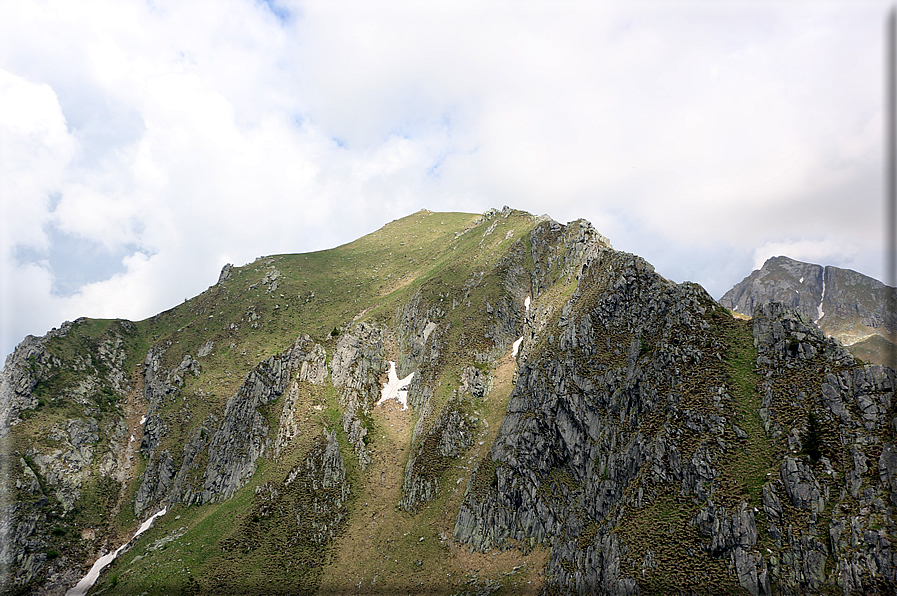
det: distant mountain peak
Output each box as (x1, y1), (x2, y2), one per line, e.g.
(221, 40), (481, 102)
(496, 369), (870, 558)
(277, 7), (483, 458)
(720, 255), (896, 365)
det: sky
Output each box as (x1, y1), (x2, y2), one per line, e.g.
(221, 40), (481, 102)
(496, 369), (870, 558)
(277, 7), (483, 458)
(0, 0), (892, 364)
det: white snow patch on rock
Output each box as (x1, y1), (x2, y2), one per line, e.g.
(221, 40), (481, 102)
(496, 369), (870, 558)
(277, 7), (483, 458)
(815, 276), (826, 323)
(422, 321), (438, 345)
(511, 296), (530, 357)
(376, 361), (414, 410)
(66, 507), (168, 596)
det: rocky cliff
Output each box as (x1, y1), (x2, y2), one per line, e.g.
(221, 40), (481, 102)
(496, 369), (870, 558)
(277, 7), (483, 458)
(721, 255), (897, 366)
(1, 209), (894, 595)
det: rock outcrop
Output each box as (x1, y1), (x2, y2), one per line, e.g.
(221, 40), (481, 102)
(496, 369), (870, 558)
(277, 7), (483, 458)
(400, 370), (484, 511)
(1, 319), (139, 594)
(208, 431), (350, 595)
(751, 301), (897, 594)
(195, 343), (302, 504)
(331, 323), (385, 469)
(455, 240), (897, 594)
(137, 335), (331, 514)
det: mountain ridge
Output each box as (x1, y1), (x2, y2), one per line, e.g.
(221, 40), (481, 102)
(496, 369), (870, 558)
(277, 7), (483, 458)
(1, 208), (894, 595)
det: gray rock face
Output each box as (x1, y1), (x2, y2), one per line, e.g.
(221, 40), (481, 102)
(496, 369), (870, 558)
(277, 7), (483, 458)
(217, 263), (233, 284)
(880, 443), (897, 506)
(193, 335), (318, 505)
(752, 301), (854, 366)
(0, 324), (72, 439)
(135, 449), (176, 514)
(397, 291), (444, 386)
(693, 501), (765, 595)
(722, 256), (825, 321)
(483, 296), (522, 357)
(721, 255), (897, 364)
(331, 323), (385, 469)
(454, 247), (734, 593)
(139, 346), (176, 455)
(134, 345), (182, 515)
(0, 319), (139, 593)
(135, 334), (329, 515)
(284, 431), (350, 545)
(529, 218), (611, 300)
(693, 501), (758, 556)
(166, 418), (215, 506)
(455, 243), (897, 595)
(460, 366), (492, 399)
(779, 457), (825, 513)
(751, 302), (896, 594)
(275, 339), (327, 458)
(0, 491), (50, 592)
(27, 418), (100, 512)
(401, 386), (478, 511)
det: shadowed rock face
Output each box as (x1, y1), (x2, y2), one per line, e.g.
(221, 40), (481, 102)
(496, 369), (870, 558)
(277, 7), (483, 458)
(455, 251), (896, 594)
(720, 256), (897, 365)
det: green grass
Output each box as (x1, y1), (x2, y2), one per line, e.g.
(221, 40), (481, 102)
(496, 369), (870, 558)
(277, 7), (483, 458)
(10, 208), (559, 595)
(712, 313), (776, 508)
(616, 495), (742, 594)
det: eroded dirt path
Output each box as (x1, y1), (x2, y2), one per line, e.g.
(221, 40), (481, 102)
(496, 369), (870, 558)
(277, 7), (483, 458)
(318, 395), (414, 593)
(317, 350), (547, 595)
(109, 371), (147, 527)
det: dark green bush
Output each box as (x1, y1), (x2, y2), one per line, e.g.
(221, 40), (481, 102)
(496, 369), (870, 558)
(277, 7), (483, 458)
(802, 411), (823, 462)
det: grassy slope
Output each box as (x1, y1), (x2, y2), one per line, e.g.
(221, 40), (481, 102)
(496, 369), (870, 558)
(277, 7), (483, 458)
(57, 209), (550, 595)
(845, 333), (897, 367)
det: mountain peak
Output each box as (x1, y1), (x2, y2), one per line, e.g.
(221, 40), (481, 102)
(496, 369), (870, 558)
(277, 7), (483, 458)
(2, 211), (895, 595)
(720, 255), (896, 365)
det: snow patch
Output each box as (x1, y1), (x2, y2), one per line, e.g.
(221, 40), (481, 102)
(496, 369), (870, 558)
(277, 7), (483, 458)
(139, 415), (146, 425)
(66, 507), (168, 596)
(815, 275), (826, 323)
(376, 361), (414, 410)
(129, 435), (135, 443)
(511, 296), (530, 357)
(842, 333), (875, 347)
(799, 277), (804, 283)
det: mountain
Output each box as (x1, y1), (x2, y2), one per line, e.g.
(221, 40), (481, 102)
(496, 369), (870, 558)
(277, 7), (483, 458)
(1, 208), (895, 595)
(719, 255), (897, 366)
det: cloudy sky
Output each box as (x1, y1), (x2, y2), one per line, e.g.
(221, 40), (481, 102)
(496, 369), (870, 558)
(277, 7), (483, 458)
(0, 0), (891, 363)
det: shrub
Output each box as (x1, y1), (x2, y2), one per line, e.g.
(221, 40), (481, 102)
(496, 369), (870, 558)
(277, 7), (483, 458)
(801, 411), (823, 462)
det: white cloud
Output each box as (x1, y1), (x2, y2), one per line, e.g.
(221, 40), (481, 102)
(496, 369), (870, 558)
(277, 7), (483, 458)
(0, 0), (891, 362)
(751, 239), (866, 274)
(0, 70), (74, 250)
